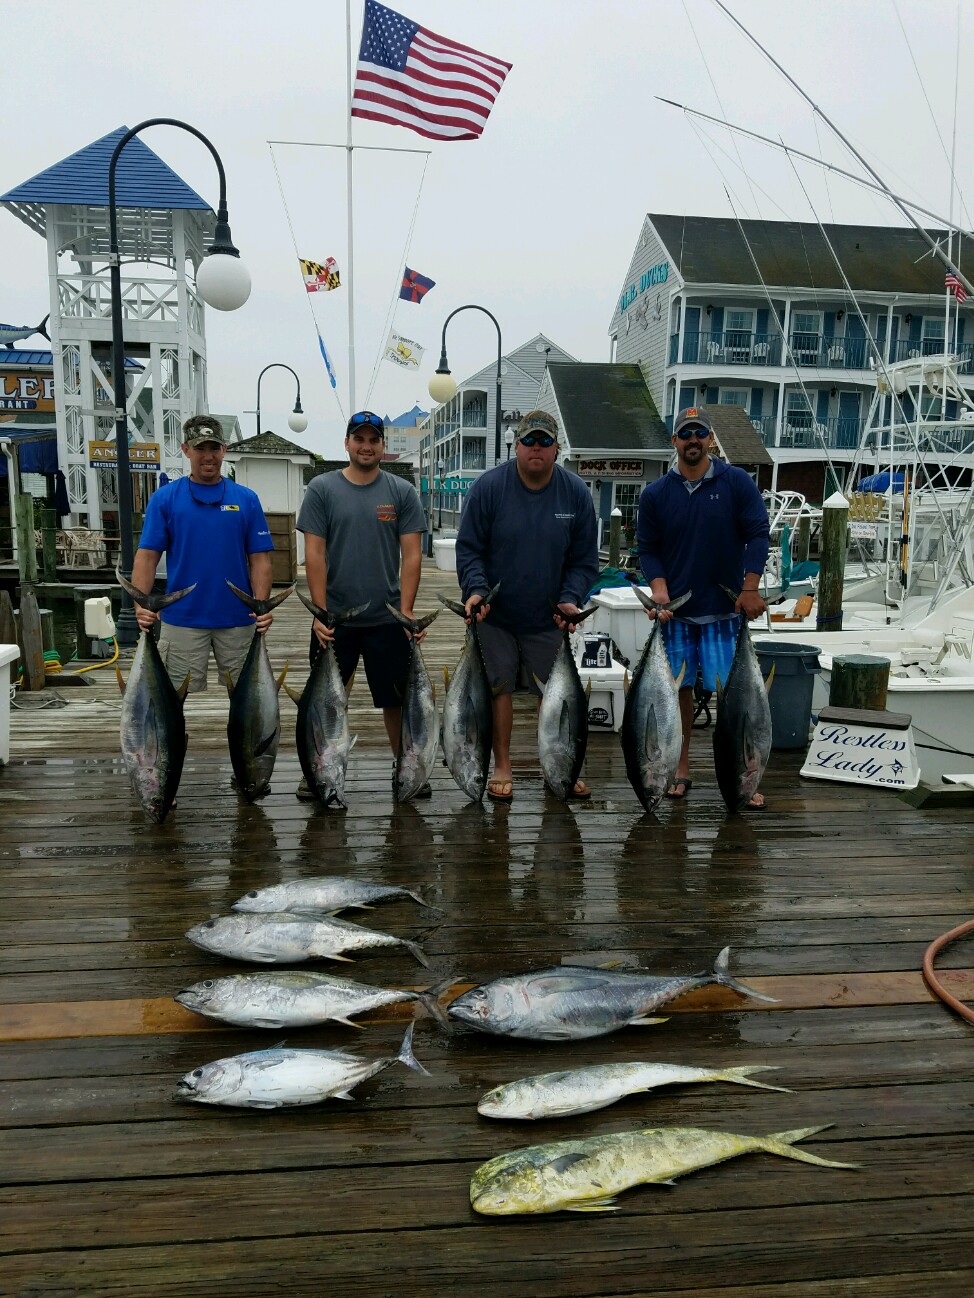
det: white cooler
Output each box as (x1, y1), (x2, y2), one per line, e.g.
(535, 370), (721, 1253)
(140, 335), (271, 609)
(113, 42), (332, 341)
(590, 586), (652, 668)
(432, 538), (457, 571)
(0, 643), (20, 766)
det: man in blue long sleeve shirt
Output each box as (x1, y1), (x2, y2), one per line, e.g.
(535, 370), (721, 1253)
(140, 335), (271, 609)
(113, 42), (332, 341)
(636, 407), (770, 804)
(456, 410), (599, 802)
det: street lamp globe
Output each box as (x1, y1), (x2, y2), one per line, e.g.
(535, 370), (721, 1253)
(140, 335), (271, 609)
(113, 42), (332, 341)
(428, 370), (457, 404)
(196, 250), (252, 312)
(287, 409), (309, 434)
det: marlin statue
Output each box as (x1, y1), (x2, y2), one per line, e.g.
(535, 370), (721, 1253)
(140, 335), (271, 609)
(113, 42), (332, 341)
(1, 315), (50, 348)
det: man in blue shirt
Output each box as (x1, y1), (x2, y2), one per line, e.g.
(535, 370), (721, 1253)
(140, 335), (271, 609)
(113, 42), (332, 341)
(131, 414), (275, 691)
(636, 407), (769, 804)
(456, 410), (599, 802)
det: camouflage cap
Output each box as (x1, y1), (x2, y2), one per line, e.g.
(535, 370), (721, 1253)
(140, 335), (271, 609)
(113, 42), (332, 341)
(515, 410), (558, 440)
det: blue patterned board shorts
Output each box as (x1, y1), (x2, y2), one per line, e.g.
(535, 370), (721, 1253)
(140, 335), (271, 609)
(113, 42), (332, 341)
(661, 616), (742, 692)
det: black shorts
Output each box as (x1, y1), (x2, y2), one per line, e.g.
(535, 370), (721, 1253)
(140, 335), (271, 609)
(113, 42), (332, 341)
(309, 621), (411, 709)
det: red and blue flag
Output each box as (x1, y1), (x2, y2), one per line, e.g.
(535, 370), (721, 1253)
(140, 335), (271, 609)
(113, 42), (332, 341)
(400, 267), (435, 303)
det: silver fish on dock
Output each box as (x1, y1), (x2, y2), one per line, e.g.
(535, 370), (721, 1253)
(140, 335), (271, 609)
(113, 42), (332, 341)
(620, 588), (691, 811)
(185, 910), (431, 967)
(231, 875), (439, 915)
(386, 604), (440, 802)
(438, 584), (499, 803)
(225, 581), (294, 801)
(175, 969), (448, 1029)
(470, 1124), (859, 1214)
(175, 1022), (428, 1109)
(447, 946), (775, 1041)
(477, 1060), (788, 1121)
(537, 606), (597, 801)
(114, 570), (195, 823)
(713, 587), (774, 813)
(285, 594), (369, 809)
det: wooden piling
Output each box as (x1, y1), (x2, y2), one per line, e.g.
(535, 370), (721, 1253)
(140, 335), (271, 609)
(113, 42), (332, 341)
(40, 509), (58, 580)
(14, 493), (38, 583)
(17, 584), (45, 691)
(816, 491), (849, 632)
(829, 655), (891, 710)
(795, 514), (811, 562)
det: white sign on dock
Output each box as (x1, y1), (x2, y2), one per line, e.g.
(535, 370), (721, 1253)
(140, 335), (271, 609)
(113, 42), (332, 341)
(801, 705), (920, 790)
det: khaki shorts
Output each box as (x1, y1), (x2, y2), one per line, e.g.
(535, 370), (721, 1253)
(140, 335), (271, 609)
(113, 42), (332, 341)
(158, 624), (255, 694)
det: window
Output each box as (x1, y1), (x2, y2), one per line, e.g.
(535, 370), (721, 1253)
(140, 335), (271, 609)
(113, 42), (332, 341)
(922, 316), (945, 355)
(613, 481), (642, 543)
(719, 389), (749, 408)
(786, 391), (813, 428)
(725, 309), (754, 362)
(791, 312), (821, 364)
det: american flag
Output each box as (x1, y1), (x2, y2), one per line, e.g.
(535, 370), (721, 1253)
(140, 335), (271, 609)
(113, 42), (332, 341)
(351, 0), (512, 142)
(945, 265), (969, 304)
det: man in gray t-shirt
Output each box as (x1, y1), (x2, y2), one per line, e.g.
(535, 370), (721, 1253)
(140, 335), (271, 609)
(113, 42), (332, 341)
(296, 410), (428, 778)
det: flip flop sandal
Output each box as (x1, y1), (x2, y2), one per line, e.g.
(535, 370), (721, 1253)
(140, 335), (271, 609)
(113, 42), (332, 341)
(487, 780), (514, 803)
(665, 778), (693, 799)
(568, 782), (592, 801)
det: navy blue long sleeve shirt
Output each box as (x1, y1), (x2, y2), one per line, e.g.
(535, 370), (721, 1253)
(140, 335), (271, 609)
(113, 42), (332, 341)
(636, 458), (770, 619)
(456, 460), (599, 634)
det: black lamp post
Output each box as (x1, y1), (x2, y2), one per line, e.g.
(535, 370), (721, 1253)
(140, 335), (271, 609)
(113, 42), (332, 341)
(428, 304), (503, 466)
(436, 459), (445, 530)
(505, 428), (514, 459)
(256, 363), (308, 437)
(108, 117), (250, 644)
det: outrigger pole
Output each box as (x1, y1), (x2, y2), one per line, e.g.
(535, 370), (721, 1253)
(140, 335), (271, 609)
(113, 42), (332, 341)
(709, 0), (974, 301)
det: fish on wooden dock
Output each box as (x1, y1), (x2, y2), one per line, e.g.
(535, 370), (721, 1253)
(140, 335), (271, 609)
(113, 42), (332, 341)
(115, 571), (195, 823)
(438, 583), (499, 803)
(470, 1124), (859, 1214)
(477, 1060), (788, 1120)
(175, 1022), (429, 1108)
(385, 604), (440, 802)
(231, 876), (439, 915)
(536, 605), (597, 801)
(713, 587), (774, 813)
(185, 910), (431, 967)
(620, 588), (691, 811)
(225, 581), (294, 801)
(286, 594), (369, 809)
(447, 946), (775, 1040)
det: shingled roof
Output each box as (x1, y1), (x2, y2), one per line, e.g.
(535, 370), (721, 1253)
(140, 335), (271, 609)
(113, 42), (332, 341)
(650, 214), (974, 296)
(699, 404), (773, 467)
(547, 362), (671, 452)
(230, 432), (313, 456)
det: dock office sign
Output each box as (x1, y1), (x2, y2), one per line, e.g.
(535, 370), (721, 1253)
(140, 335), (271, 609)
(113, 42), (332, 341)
(88, 441), (161, 471)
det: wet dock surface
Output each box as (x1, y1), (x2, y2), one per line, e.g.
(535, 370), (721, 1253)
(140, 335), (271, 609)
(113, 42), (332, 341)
(2, 561), (973, 1296)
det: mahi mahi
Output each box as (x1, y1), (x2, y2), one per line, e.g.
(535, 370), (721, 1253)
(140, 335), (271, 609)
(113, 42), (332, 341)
(386, 604), (440, 802)
(115, 570), (195, 823)
(447, 946), (775, 1040)
(185, 910), (431, 967)
(713, 587), (774, 813)
(225, 581), (294, 801)
(438, 583), (499, 802)
(470, 1125), (859, 1214)
(536, 606), (597, 801)
(620, 588), (691, 811)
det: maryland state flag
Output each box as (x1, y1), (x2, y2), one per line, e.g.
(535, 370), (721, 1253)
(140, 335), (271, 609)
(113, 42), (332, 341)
(400, 266), (435, 303)
(300, 256), (341, 292)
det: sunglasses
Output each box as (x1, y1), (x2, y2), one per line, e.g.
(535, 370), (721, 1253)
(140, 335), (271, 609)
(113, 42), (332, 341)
(347, 412), (384, 431)
(676, 427), (710, 441)
(518, 433), (556, 448)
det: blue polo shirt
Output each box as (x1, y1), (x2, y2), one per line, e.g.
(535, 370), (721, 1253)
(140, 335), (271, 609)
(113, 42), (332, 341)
(139, 476), (274, 628)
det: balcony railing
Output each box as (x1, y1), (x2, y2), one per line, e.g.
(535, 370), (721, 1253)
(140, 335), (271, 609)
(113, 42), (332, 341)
(670, 331), (974, 374)
(670, 331), (783, 366)
(750, 415), (864, 451)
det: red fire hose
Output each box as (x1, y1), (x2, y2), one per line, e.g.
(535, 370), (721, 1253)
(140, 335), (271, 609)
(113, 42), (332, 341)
(922, 919), (974, 1026)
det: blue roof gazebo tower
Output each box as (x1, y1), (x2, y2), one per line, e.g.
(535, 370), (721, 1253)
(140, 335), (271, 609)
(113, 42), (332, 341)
(1, 128), (217, 528)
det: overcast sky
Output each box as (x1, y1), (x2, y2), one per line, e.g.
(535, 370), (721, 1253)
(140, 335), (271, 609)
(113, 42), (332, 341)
(3, 1), (971, 457)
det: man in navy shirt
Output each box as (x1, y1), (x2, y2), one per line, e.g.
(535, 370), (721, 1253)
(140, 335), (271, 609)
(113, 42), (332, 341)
(636, 407), (770, 804)
(456, 410), (599, 802)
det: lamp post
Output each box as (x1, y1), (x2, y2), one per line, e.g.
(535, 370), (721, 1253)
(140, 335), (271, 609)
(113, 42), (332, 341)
(109, 118), (251, 644)
(436, 459), (445, 530)
(255, 363), (307, 438)
(504, 428), (514, 459)
(428, 304), (503, 466)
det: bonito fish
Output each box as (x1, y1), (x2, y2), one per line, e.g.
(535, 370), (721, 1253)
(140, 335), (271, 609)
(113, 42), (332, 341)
(185, 910), (431, 967)
(175, 1022), (428, 1108)
(286, 594), (369, 809)
(115, 571), (195, 823)
(713, 587), (774, 813)
(470, 1124), (859, 1214)
(447, 946), (775, 1040)
(386, 604), (440, 802)
(225, 581), (294, 801)
(175, 969), (447, 1029)
(231, 876), (438, 915)
(478, 1060), (788, 1120)
(438, 583), (499, 803)
(537, 606), (597, 801)
(620, 588), (691, 812)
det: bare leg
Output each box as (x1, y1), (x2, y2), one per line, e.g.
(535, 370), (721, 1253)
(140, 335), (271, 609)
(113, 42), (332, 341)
(668, 687), (694, 796)
(489, 692), (514, 795)
(383, 706), (402, 757)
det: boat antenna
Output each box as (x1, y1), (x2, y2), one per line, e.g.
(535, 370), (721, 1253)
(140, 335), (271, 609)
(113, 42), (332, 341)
(709, 0), (974, 300)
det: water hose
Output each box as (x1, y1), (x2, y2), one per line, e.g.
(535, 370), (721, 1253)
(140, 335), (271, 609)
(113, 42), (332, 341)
(922, 919), (974, 1026)
(70, 639), (120, 674)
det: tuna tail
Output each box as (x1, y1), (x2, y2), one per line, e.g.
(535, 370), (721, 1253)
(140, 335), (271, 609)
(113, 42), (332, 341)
(396, 1021), (431, 1076)
(717, 1065), (791, 1093)
(402, 888), (444, 914)
(720, 583), (742, 606)
(116, 568), (197, 615)
(438, 580), (501, 620)
(385, 603), (440, 634)
(711, 945), (778, 1003)
(297, 591), (371, 628)
(402, 938), (431, 969)
(553, 603), (599, 629)
(415, 976), (454, 1029)
(756, 1125), (860, 1170)
(37, 314), (50, 341)
(632, 587), (693, 614)
(226, 580), (295, 616)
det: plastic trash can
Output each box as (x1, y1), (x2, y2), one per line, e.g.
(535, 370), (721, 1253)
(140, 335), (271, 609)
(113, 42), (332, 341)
(752, 640), (821, 750)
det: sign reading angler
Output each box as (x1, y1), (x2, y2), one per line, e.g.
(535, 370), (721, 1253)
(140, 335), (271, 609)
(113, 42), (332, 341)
(620, 260), (669, 312)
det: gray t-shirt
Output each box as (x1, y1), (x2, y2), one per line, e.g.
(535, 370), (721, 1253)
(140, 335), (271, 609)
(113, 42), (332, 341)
(297, 469), (427, 625)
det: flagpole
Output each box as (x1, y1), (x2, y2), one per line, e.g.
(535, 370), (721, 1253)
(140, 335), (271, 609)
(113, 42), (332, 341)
(346, 0), (357, 414)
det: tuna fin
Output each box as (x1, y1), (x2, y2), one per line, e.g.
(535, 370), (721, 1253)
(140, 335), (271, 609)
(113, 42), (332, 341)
(328, 953), (355, 963)
(711, 945), (778, 1003)
(115, 664), (126, 694)
(443, 665), (451, 689)
(226, 580), (295, 616)
(403, 939), (430, 969)
(759, 1125), (861, 1170)
(623, 669), (630, 696)
(720, 583), (741, 605)
(334, 1091), (357, 1101)
(254, 731), (278, 758)
(532, 673), (546, 695)
(584, 677), (592, 699)
(275, 662), (289, 692)
(116, 568), (196, 613)
(284, 682), (303, 705)
(764, 662), (776, 693)
(628, 1015), (669, 1026)
(225, 670), (234, 698)
(176, 673), (191, 703)
(334, 1016), (365, 1030)
(565, 1199), (619, 1212)
(674, 660), (687, 689)
(346, 671), (357, 697)
(397, 1021), (430, 1075)
(714, 673), (724, 701)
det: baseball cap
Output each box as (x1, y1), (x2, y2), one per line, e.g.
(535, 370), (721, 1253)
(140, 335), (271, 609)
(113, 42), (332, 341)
(182, 417), (228, 448)
(672, 407), (714, 437)
(515, 410), (558, 440)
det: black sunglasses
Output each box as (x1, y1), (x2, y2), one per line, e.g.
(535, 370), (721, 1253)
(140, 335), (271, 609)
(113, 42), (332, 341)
(347, 412), (384, 431)
(676, 426), (710, 441)
(519, 433), (556, 448)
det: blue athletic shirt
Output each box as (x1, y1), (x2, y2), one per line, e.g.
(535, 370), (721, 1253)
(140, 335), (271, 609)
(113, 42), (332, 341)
(139, 476), (274, 628)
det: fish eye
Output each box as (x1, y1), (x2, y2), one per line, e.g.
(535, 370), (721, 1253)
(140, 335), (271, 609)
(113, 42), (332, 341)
(191, 1068), (203, 1079)
(201, 980), (214, 989)
(246, 891), (258, 899)
(202, 919), (216, 929)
